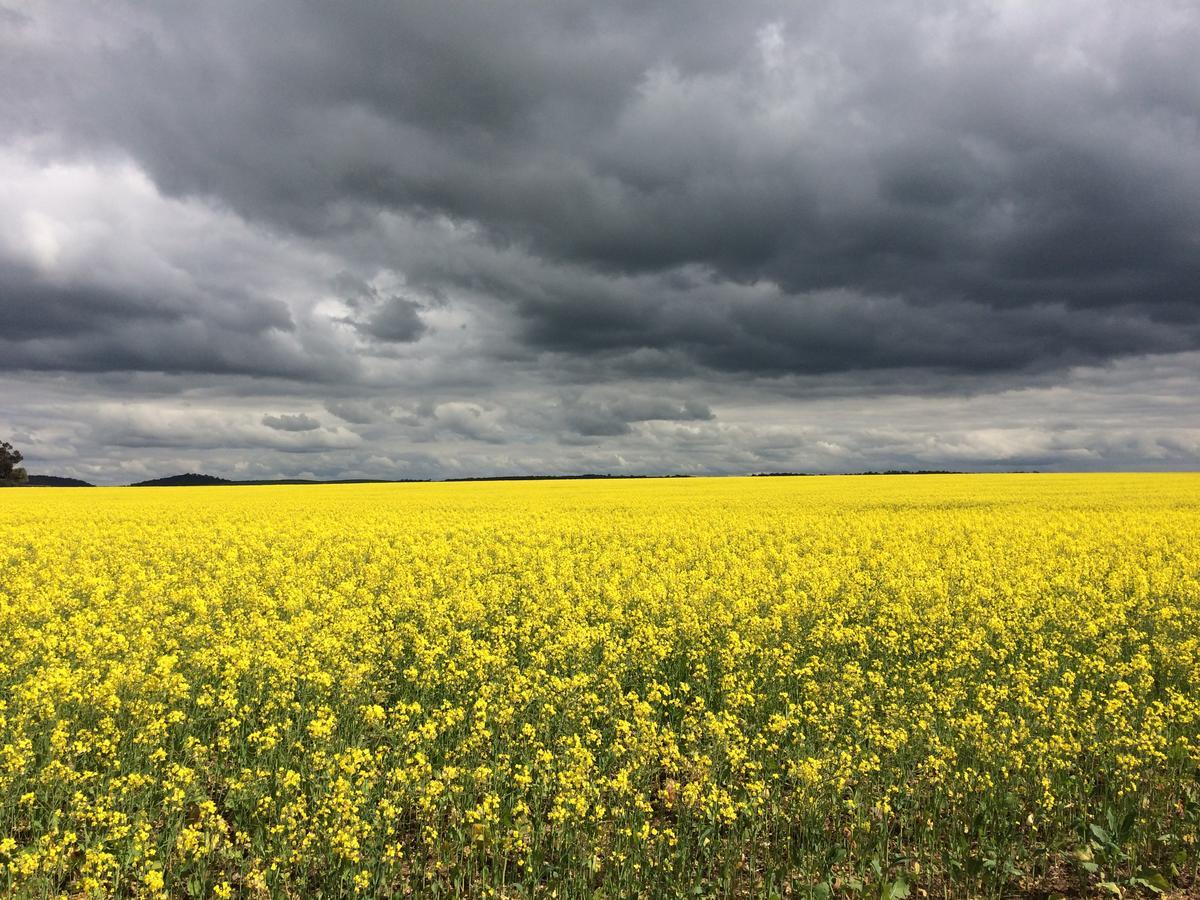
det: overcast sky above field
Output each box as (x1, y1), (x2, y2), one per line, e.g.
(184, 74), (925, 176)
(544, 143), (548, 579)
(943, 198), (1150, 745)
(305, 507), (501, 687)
(2, 1), (1198, 482)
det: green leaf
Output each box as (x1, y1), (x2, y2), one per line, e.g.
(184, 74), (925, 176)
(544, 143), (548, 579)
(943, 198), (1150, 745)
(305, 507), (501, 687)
(1132, 870), (1171, 893)
(1098, 882), (1122, 896)
(888, 875), (911, 900)
(833, 875), (863, 894)
(1119, 810), (1135, 840)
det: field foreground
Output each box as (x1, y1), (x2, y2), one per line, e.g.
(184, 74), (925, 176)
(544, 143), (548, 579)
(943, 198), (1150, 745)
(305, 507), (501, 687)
(2, 474), (1199, 897)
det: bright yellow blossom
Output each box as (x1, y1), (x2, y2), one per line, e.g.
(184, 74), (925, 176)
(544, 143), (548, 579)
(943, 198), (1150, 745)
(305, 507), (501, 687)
(0, 474), (1198, 895)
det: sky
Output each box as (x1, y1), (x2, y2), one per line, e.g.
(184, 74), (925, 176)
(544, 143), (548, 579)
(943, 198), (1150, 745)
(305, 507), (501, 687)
(1, 0), (1198, 483)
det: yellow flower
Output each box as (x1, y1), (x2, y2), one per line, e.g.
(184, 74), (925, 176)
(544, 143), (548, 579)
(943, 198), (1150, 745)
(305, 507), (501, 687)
(0, 474), (1197, 895)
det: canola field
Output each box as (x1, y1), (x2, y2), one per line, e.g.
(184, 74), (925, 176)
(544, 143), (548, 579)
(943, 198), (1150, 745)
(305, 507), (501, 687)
(2, 474), (1199, 898)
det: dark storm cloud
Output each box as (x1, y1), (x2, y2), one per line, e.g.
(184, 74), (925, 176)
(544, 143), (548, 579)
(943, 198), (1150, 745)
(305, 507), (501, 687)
(1, 0), (1198, 476)
(355, 297), (427, 343)
(0, 257), (327, 378)
(5, 0), (1200, 377)
(443, 259), (1200, 377)
(1, 260), (185, 340)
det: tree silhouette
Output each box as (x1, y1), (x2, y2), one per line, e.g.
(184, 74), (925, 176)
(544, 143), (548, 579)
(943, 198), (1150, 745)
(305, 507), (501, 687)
(1, 440), (27, 485)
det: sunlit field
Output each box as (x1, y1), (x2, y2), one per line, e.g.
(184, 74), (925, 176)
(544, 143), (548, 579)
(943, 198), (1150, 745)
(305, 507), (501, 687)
(2, 475), (1199, 897)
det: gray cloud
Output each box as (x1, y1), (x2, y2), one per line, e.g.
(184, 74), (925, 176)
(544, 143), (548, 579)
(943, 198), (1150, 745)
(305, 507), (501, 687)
(0, 1), (1198, 477)
(356, 297), (427, 343)
(262, 412), (321, 432)
(563, 391), (713, 436)
(84, 405), (360, 455)
(0, 248), (302, 376)
(324, 399), (384, 425)
(3, 352), (1197, 483)
(433, 402), (508, 444)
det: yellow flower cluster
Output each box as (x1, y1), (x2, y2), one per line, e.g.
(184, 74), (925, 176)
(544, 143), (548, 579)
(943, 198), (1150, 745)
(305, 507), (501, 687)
(1, 474), (1198, 896)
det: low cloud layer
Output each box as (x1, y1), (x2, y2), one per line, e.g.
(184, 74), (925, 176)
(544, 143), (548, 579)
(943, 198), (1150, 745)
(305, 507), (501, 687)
(1, 1), (1197, 480)
(262, 413), (322, 433)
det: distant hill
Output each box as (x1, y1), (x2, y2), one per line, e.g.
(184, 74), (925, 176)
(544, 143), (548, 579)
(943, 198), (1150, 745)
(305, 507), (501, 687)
(23, 474), (95, 487)
(128, 473), (426, 487)
(130, 473), (234, 487)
